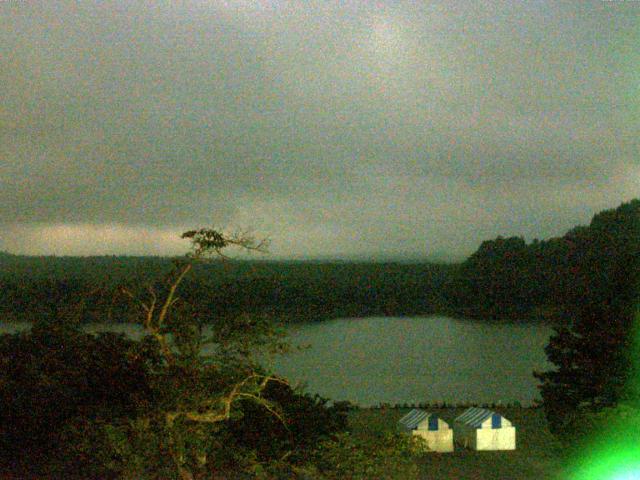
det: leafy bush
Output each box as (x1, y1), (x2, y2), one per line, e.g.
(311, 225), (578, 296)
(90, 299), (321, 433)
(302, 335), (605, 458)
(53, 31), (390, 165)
(0, 318), (155, 477)
(0, 315), (352, 479)
(0, 229), (424, 479)
(221, 382), (350, 464)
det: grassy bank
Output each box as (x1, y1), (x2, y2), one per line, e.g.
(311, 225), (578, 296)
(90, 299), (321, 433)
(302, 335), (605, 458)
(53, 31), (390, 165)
(349, 407), (566, 480)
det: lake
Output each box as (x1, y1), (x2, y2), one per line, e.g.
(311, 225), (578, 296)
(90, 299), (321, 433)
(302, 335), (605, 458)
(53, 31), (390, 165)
(1, 316), (552, 407)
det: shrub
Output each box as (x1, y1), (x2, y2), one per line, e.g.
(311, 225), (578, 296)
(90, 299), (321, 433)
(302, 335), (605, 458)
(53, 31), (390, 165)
(0, 318), (154, 477)
(221, 382), (350, 465)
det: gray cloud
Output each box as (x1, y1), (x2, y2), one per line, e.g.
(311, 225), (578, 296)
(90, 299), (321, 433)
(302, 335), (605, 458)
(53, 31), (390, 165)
(0, 1), (638, 258)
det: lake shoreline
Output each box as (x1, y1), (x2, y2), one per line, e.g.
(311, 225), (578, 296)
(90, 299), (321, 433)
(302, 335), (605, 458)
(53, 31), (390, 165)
(1, 315), (552, 408)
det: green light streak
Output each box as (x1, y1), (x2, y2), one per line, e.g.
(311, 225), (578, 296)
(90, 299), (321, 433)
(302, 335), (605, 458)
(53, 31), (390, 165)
(565, 308), (640, 480)
(568, 444), (640, 480)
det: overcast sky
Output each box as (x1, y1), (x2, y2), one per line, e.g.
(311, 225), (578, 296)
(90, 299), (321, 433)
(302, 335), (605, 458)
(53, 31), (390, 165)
(1, 1), (638, 259)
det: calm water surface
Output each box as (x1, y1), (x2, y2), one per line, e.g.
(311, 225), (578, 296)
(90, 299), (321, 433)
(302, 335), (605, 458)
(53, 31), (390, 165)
(1, 316), (552, 407)
(267, 316), (552, 406)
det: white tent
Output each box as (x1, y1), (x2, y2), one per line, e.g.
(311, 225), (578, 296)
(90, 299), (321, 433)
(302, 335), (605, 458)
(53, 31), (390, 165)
(453, 407), (516, 451)
(397, 409), (454, 452)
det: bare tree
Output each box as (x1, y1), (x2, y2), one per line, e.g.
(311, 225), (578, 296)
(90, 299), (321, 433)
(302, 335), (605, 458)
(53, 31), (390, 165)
(117, 229), (287, 480)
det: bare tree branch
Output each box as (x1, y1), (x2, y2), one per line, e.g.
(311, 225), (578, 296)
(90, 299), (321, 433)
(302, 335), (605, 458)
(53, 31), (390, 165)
(157, 263), (192, 330)
(118, 227), (284, 478)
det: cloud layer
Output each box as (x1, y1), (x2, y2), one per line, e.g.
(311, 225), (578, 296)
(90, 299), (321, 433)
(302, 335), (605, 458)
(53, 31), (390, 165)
(1, 1), (638, 257)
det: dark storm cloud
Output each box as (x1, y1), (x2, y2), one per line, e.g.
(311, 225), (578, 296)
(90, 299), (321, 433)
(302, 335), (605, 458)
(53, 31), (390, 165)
(0, 1), (637, 257)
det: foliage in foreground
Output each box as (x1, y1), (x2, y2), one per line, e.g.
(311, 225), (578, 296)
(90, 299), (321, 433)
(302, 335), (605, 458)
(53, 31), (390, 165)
(0, 319), (155, 477)
(0, 318), (423, 479)
(535, 199), (640, 443)
(0, 318), (360, 478)
(0, 228), (426, 479)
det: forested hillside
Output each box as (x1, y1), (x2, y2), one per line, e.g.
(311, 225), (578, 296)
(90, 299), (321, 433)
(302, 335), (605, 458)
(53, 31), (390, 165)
(0, 256), (453, 323)
(444, 198), (640, 321)
(1, 199), (638, 324)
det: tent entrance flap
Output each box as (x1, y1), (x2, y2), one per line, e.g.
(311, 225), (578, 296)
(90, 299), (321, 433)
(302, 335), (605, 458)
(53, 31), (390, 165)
(428, 415), (438, 431)
(491, 413), (501, 429)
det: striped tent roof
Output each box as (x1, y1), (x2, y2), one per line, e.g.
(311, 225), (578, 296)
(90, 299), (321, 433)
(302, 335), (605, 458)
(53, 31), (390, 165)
(398, 409), (430, 430)
(454, 407), (505, 428)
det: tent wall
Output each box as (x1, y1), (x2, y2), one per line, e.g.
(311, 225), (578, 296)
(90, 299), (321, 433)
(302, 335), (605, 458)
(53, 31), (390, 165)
(412, 429), (454, 453)
(398, 410), (454, 452)
(453, 408), (516, 451)
(454, 423), (516, 451)
(475, 427), (516, 450)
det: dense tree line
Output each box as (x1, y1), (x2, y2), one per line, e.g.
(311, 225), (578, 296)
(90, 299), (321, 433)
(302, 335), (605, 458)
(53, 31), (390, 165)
(444, 200), (640, 323)
(1, 200), (638, 328)
(534, 199), (640, 443)
(0, 257), (453, 324)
